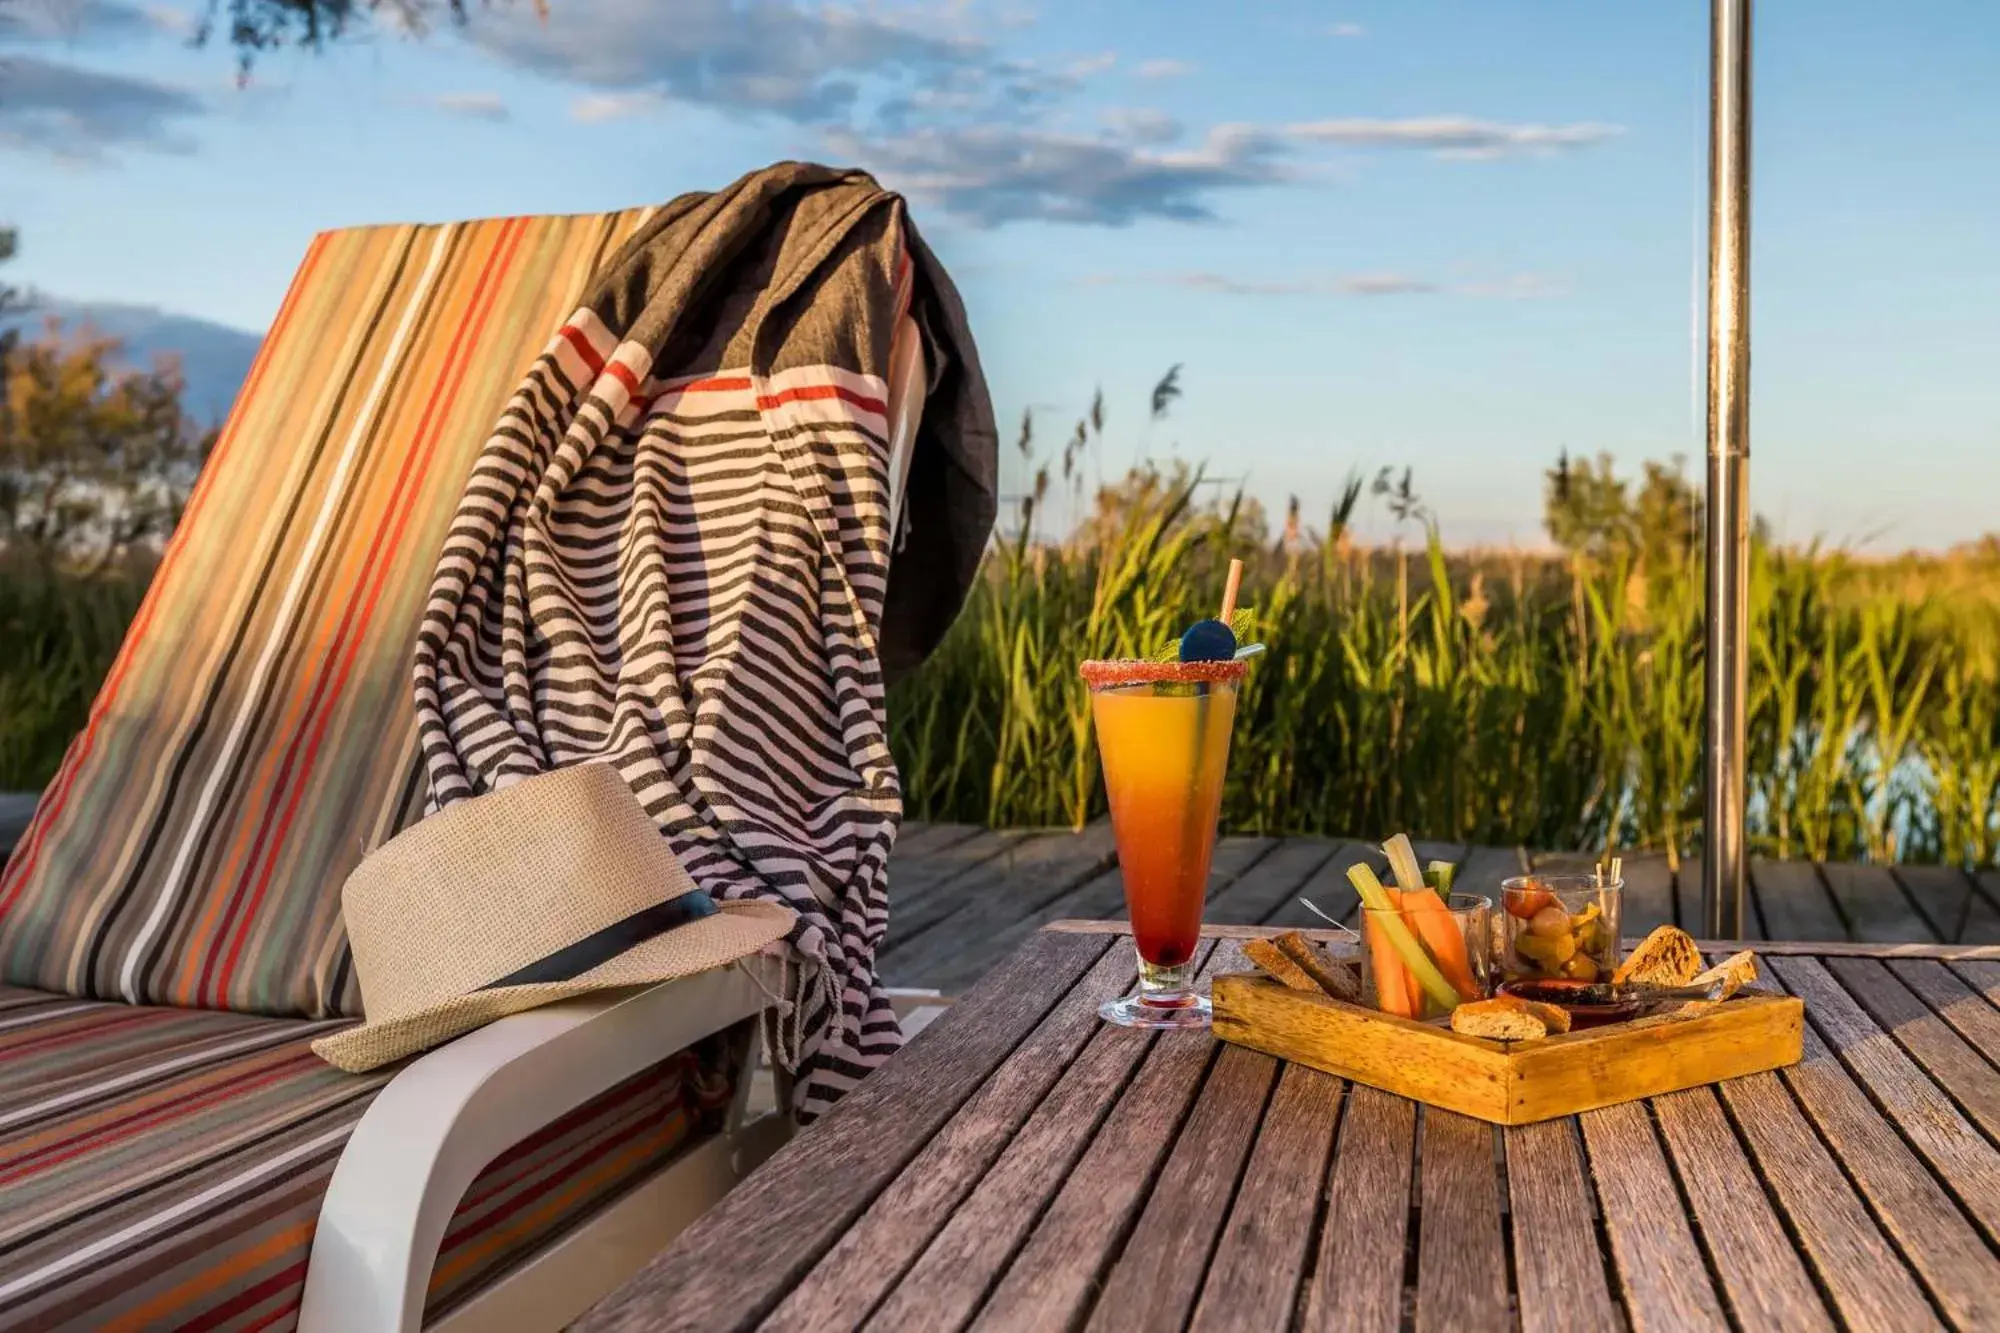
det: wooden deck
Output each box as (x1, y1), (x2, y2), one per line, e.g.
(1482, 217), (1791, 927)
(879, 824), (2000, 995)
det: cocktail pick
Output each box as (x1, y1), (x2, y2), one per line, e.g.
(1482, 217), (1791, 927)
(1297, 896), (1361, 941)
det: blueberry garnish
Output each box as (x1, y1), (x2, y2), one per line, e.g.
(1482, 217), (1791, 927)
(1178, 619), (1238, 663)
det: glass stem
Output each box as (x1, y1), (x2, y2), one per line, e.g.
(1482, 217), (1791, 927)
(1136, 954), (1197, 1007)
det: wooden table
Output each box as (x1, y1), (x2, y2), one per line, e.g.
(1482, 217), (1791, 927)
(579, 924), (2000, 1332)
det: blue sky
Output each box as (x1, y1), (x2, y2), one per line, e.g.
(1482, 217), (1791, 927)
(5, 0), (1997, 549)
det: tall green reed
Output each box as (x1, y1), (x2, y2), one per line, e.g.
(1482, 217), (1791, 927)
(888, 473), (1999, 869)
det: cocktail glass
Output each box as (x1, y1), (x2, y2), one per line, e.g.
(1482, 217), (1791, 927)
(1081, 657), (1248, 1029)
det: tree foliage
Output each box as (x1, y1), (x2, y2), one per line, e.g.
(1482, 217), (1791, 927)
(0, 321), (215, 575)
(194, 0), (477, 74)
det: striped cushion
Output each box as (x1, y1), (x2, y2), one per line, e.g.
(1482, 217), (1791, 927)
(0, 211), (655, 1017)
(0, 984), (736, 1330)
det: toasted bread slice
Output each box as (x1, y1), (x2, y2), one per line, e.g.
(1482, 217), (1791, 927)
(1613, 925), (1705, 987)
(1451, 997), (1549, 1041)
(1692, 949), (1758, 999)
(1273, 930), (1361, 1001)
(1244, 936), (1328, 995)
(1503, 994), (1572, 1035)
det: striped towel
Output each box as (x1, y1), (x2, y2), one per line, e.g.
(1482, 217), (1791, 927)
(412, 163), (995, 1119)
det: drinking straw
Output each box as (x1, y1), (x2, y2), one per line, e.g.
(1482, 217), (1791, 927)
(1181, 559), (1243, 881)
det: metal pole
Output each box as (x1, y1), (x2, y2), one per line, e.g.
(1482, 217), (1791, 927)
(1703, 0), (1752, 939)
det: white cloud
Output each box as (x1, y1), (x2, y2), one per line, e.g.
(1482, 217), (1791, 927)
(443, 2), (1616, 230)
(824, 121), (1288, 228)
(0, 53), (205, 159)
(1100, 106), (1181, 146)
(569, 89), (668, 122)
(1339, 273), (1438, 296)
(1289, 116), (1623, 158)
(1135, 271), (1560, 299)
(427, 91), (510, 121)
(460, 0), (988, 123)
(1327, 22), (1366, 39)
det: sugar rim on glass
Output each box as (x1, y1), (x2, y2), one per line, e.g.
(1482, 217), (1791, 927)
(1078, 658), (1250, 687)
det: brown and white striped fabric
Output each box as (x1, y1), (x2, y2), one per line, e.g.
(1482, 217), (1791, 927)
(412, 163), (994, 1119)
(0, 984), (738, 1330)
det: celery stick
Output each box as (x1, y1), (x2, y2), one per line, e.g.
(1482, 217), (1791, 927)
(1346, 863), (1461, 1012)
(1425, 860), (1457, 894)
(1383, 833), (1427, 895)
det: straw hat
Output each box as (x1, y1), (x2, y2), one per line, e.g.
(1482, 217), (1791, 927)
(313, 763), (794, 1073)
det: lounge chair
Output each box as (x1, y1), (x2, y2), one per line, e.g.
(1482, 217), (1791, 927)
(0, 206), (926, 1331)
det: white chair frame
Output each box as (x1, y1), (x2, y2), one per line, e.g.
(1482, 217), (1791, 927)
(298, 961), (789, 1333)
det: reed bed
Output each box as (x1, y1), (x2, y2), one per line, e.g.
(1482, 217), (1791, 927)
(887, 472), (2000, 870)
(4, 480), (1994, 870)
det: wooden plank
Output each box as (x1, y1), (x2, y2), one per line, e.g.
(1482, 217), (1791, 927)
(1453, 844), (1527, 901)
(1650, 1086), (1835, 1329)
(1712, 1068), (1944, 1332)
(1824, 957), (2000, 1145)
(1954, 958), (2000, 1005)
(869, 1013), (1169, 1330)
(1894, 865), (1983, 944)
(1759, 961), (2000, 1328)
(1250, 839), (1385, 930)
(1891, 958), (2000, 1062)
(889, 827), (1020, 895)
(1043, 919), (2000, 960)
(880, 824), (1118, 972)
(572, 929), (1113, 1333)
(764, 942), (1139, 1330)
(1504, 1120), (1620, 1333)
(973, 942), (1253, 1333)
(1299, 1085), (1417, 1333)
(1085, 1043), (1280, 1333)
(1970, 873), (2000, 944)
(908, 836), (1276, 996)
(882, 829), (1024, 941)
(891, 821), (987, 859)
(1750, 858), (1847, 942)
(1187, 1065), (1344, 1333)
(1415, 1110), (1509, 1332)
(1821, 860), (1937, 943)
(1772, 955), (2000, 1246)
(1579, 1100), (1729, 1332)
(1203, 837), (1342, 925)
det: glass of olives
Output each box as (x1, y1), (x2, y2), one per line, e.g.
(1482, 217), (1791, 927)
(1498, 874), (1623, 984)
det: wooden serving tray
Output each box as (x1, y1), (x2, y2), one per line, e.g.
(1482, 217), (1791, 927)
(1211, 973), (1804, 1125)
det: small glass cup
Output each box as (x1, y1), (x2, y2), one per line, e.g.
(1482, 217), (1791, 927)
(1360, 892), (1492, 1021)
(1499, 874), (1623, 984)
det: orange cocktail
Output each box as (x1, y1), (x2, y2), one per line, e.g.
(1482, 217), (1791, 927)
(1081, 657), (1246, 1029)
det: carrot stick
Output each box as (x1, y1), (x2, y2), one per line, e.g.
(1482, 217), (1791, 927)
(1347, 864), (1461, 1013)
(1399, 887), (1481, 1001)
